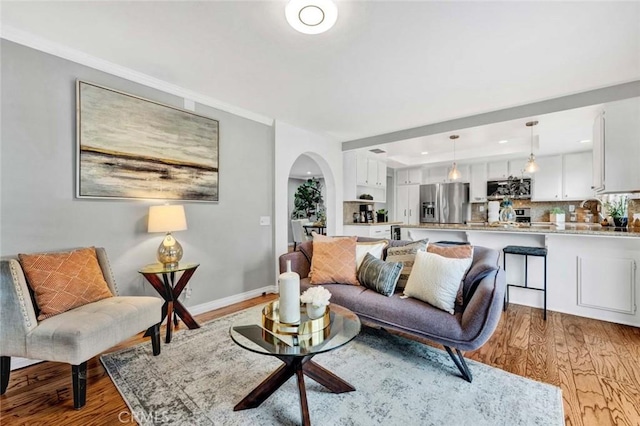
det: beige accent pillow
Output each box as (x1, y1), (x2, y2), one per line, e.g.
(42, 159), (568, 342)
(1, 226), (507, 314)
(403, 251), (472, 314)
(427, 244), (474, 304)
(310, 236), (359, 285)
(19, 247), (114, 320)
(386, 239), (429, 290)
(355, 240), (388, 270)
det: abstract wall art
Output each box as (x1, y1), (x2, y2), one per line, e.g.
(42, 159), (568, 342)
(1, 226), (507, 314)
(76, 81), (219, 201)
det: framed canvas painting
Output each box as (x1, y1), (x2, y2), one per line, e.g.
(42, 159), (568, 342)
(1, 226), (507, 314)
(76, 80), (219, 201)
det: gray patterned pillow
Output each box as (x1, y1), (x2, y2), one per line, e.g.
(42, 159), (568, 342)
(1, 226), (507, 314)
(385, 239), (429, 289)
(357, 253), (403, 297)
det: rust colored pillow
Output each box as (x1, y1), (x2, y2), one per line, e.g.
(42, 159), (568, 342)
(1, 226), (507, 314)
(19, 247), (114, 320)
(427, 244), (474, 305)
(309, 236), (359, 285)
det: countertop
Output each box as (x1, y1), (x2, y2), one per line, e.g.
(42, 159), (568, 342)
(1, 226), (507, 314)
(343, 222), (403, 226)
(401, 222), (640, 238)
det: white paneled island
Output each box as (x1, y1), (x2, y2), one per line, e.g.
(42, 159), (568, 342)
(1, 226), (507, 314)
(402, 224), (640, 326)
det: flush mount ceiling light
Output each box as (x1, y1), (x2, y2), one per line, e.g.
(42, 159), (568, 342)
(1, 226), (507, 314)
(448, 135), (461, 180)
(286, 0), (338, 34)
(498, 140), (508, 144)
(525, 121), (540, 173)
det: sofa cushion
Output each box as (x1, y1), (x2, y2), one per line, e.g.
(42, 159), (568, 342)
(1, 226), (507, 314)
(403, 251), (472, 314)
(427, 244), (474, 304)
(301, 279), (368, 312)
(357, 253), (403, 297)
(355, 240), (388, 270)
(18, 247), (114, 320)
(385, 239), (429, 289)
(309, 236), (358, 285)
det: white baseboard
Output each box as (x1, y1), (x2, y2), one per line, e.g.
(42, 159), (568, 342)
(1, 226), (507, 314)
(9, 285), (277, 371)
(188, 285), (277, 316)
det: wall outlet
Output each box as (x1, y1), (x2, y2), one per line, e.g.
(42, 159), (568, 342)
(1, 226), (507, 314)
(479, 205), (485, 212)
(260, 216), (271, 226)
(568, 205), (575, 212)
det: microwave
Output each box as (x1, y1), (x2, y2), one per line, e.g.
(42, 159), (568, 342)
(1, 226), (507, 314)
(486, 178), (531, 200)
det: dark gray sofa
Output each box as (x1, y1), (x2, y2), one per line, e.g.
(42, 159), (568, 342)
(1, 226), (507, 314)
(279, 237), (506, 382)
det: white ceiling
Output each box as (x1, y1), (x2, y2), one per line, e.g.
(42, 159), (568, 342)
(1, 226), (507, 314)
(2, 1), (638, 147)
(290, 154), (323, 179)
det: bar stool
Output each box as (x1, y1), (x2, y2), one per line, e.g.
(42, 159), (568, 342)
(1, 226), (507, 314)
(502, 245), (548, 320)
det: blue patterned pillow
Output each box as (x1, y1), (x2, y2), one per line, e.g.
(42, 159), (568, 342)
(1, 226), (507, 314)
(357, 253), (403, 297)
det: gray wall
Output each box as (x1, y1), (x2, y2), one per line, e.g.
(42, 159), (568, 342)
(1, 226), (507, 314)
(1, 40), (275, 306)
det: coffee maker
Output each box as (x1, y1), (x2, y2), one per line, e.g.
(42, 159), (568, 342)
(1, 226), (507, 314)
(359, 204), (374, 223)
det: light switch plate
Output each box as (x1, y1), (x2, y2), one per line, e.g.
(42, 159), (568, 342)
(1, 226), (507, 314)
(260, 216), (271, 226)
(569, 205), (575, 212)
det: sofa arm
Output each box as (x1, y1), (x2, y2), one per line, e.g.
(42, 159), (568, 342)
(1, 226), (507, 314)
(0, 259), (39, 357)
(460, 268), (506, 350)
(279, 251), (310, 278)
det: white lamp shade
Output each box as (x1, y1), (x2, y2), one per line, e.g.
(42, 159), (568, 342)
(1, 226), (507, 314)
(148, 205), (187, 233)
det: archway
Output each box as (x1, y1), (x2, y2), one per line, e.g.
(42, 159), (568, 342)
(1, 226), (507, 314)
(288, 154), (326, 247)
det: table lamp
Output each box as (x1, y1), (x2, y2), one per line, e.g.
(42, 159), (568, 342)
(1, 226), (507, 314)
(148, 205), (188, 269)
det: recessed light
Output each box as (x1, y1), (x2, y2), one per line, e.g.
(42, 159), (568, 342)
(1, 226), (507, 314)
(307, 171), (312, 175)
(579, 139), (591, 144)
(498, 140), (508, 144)
(421, 151), (429, 155)
(286, 0), (338, 34)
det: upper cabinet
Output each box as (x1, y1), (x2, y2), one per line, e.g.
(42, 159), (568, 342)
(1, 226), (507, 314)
(470, 163), (488, 202)
(532, 155), (563, 201)
(344, 151), (387, 202)
(532, 152), (594, 201)
(397, 168), (422, 185)
(563, 151), (594, 200)
(593, 97), (640, 193)
(487, 161), (509, 179)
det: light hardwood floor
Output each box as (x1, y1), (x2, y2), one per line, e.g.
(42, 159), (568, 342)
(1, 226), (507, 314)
(1, 295), (639, 426)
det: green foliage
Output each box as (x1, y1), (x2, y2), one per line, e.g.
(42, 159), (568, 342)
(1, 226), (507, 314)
(604, 196), (627, 218)
(376, 209), (388, 215)
(549, 207), (564, 214)
(291, 178), (325, 220)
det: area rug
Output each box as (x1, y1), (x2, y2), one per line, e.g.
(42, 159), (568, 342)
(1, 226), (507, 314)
(101, 305), (563, 426)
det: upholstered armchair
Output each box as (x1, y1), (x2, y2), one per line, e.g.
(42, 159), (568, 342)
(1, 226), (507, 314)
(0, 247), (163, 409)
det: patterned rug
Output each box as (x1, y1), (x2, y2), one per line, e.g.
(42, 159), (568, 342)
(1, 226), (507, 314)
(101, 305), (563, 426)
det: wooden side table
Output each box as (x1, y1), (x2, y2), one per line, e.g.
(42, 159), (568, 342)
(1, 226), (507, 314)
(138, 262), (200, 343)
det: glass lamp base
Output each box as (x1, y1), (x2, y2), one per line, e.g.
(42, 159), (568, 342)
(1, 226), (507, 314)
(157, 233), (183, 269)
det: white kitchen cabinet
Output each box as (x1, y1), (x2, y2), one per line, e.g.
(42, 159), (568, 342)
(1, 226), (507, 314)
(343, 151), (386, 202)
(508, 159), (528, 177)
(396, 185), (420, 225)
(532, 155), (563, 201)
(487, 161), (509, 179)
(470, 163), (488, 202)
(563, 151), (594, 200)
(425, 166), (449, 184)
(577, 256), (636, 315)
(343, 224), (392, 239)
(397, 168), (422, 185)
(594, 97), (640, 193)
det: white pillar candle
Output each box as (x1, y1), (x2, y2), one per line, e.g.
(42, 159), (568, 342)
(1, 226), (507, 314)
(279, 259), (300, 324)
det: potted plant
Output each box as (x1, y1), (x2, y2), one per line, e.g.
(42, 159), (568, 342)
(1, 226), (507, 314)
(604, 196), (628, 227)
(376, 209), (388, 223)
(549, 207), (565, 224)
(291, 178), (324, 220)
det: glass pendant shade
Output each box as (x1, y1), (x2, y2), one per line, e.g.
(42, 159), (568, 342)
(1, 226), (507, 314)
(448, 163), (461, 180)
(525, 121), (539, 173)
(525, 154), (539, 173)
(448, 134), (460, 180)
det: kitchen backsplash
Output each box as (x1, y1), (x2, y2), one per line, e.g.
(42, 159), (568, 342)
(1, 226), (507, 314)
(471, 194), (640, 223)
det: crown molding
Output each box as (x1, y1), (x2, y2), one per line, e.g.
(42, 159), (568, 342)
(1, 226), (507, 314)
(1, 25), (274, 126)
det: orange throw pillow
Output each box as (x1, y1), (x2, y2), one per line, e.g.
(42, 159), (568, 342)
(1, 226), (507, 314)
(310, 236), (359, 285)
(19, 247), (114, 320)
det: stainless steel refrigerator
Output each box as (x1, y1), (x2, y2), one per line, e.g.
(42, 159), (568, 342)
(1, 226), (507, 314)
(419, 183), (470, 224)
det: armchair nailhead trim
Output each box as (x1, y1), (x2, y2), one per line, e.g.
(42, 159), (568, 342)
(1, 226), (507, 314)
(103, 253), (120, 296)
(10, 262), (33, 328)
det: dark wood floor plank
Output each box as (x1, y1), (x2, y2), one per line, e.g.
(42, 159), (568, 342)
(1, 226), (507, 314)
(552, 311), (584, 426)
(526, 307), (560, 386)
(584, 334), (634, 385)
(598, 376), (640, 426)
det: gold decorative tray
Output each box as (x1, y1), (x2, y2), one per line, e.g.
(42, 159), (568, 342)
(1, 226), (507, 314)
(262, 300), (330, 336)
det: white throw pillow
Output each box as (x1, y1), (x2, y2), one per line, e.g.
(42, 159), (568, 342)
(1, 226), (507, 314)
(355, 241), (388, 270)
(403, 251), (472, 314)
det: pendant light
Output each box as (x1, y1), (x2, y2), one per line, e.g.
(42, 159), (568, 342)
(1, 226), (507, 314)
(525, 121), (539, 173)
(448, 135), (461, 180)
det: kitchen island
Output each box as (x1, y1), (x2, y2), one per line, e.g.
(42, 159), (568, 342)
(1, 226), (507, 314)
(343, 222), (403, 239)
(401, 223), (640, 326)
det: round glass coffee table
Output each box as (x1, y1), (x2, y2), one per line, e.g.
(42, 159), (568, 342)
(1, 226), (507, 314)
(230, 303), (361, 426)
